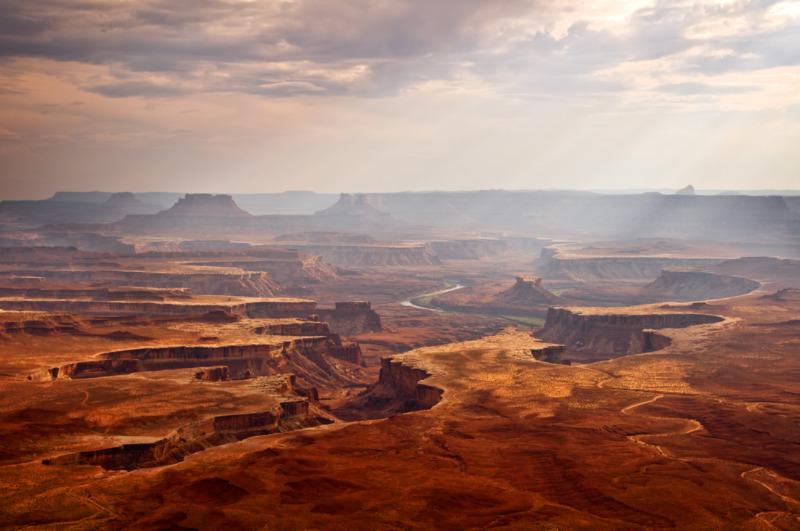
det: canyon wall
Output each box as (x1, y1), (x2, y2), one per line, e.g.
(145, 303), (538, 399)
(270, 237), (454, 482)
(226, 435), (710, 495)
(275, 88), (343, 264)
(537, 307), (723, 361)
(0, 269), (279, 297)
(43, 400), (329, 470)
(32, 335), (358, 381)
(425, 239), (510, 260)
(337, 358), (442, 420)
(0, 299), (316, 319)
(531, 345), (567, 364)
(643, 270), (759, 301)
(294, 244), (440, 267)
(537, 249), (722, 281)
(316, 301), (382, 336)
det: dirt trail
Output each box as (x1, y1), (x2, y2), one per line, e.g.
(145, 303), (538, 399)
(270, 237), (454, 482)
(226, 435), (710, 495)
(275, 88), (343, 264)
(622, 394), (800, 515)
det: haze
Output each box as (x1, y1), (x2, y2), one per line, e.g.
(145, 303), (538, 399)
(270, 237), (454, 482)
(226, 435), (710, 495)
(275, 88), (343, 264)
(1, 0), (799, 199)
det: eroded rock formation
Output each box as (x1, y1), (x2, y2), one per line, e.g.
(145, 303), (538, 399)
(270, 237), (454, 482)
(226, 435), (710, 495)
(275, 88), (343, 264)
(531, 345), (568, 364)
(43, 400), (330, 470)
(0, 269), (279, 297)
(643, 270), (759, 300)
(194, 366), (229, 381)
(316, 301), (382, 336)
(338, 358), (442, 420)
(0, 298), (315, 319)
(32, 335), (362, 381)
(295, 244), (439, 267)
(537, 248), (722, 281)
(495, 277), (562, 306)
(537, 307), (723, 361)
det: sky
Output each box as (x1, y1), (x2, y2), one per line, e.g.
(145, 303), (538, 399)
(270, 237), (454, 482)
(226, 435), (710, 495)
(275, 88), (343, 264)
(1, 0), (799, 199)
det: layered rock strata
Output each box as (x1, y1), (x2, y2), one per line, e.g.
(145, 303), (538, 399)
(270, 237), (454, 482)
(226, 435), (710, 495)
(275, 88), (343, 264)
(43, 400), (329, 470)
(316, 301), (382, 336)
(537, 307), (723, 361)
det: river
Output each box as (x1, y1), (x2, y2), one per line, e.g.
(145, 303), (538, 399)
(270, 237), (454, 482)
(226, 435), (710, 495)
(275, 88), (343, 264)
(400, 284), (465, 312)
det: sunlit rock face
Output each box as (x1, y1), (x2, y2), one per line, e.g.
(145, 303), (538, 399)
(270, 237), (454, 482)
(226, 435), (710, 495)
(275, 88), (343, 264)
(537, 307), (723, 361)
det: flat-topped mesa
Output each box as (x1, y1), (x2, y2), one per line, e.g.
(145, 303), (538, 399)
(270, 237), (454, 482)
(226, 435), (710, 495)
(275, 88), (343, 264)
(425, 238), (511, 260)
(316, 301), (382, 336)
(161, 194), (252, 217)
(252, 320), (331, 336)
(643, 270), (759, 301)
(0, 269), (280, 297)
(31, 334), (359, 381)
(297, 244), (440, 267)
(537, 248), (723, 281)
(0, 286), (190, 301)
(0, 298), (315, 319)
(43, 400), (330, 471)
(537, 307), (724, 362)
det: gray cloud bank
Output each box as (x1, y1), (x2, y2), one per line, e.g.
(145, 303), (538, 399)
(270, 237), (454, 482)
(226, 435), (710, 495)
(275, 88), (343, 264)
(1, 0), (797, 99)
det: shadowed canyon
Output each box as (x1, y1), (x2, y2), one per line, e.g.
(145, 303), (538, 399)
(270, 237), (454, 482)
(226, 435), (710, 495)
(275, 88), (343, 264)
(0, 190), (799, 529)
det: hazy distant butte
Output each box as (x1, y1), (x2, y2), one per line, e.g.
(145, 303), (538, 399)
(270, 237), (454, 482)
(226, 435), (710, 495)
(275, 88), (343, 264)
(159, 194), (252, 217)
(315, 193), (394, 221)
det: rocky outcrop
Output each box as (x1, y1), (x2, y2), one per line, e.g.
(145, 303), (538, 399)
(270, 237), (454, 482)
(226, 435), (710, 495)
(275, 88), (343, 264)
(338, 358), (442, 420)
(377, 359), (442, 410)
(425, 239), (510, 260)
(103, 192), (157, 214)
(762, 288), (800, 302)
(194, 366), (229, 381)
(316, 301), (382, 336)
(430, 278), (559, 318)
(711, 257), (800, 285)
(531, 345), (568, 364)
(31, 335), (359, 381)
(252, 320), (331, 336)
(537, 307), (723, 361)
(495, 277), (561, 306)
(294, 244), (439, 267)
(0, 287), (189, 301)
(159, 194), (252, 217)
(274, 231), (376, 244)
(0, 298), (315, 319)
(43, 401), (330, 470)
(0, 269), (280, 297)
(1, 314), (84, 336)
(643, 270), (759, 301)
(189, 254), (338, 285)
(333, 341), (363, 365)
(537, 249), (722, 281)
(284, 374), (319, 402)
(312, 193), (399, 231)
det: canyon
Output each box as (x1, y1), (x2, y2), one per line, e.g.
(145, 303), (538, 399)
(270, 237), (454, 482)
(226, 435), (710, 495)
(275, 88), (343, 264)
(1, 191), (799, 529)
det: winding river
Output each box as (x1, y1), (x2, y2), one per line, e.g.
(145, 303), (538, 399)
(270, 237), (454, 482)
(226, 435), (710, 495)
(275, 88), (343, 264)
(400, 284), (465, 312)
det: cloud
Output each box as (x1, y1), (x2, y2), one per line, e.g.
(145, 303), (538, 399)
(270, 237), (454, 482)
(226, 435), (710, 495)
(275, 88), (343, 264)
(87, 80), (189, 98)
(0, 0), (797, 106)
(654, 81), (757, 95)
